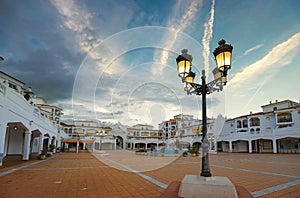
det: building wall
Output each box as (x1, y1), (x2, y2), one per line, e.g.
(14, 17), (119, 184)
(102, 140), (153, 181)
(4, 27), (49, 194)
(217, 100), (300, 153)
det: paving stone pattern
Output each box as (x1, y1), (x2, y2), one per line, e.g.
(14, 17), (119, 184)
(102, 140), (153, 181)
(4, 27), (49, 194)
(0, 151), (299, 198)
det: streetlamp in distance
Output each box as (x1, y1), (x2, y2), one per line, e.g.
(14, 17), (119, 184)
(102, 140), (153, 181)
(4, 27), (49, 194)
(99, 130), (107, 150)
(176, 39), (233, 177)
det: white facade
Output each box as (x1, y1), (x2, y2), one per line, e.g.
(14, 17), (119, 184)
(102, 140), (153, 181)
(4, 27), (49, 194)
(126, 124), (163, 150)
(158, 114), (203, 138)
(217, 100), (300, 153)
(60, 120), (116, 152)
(0, 71), (62, 166)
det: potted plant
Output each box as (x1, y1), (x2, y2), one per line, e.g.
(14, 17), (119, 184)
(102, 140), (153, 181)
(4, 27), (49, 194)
(182, 151), (188, 157)
(37, 149), (47, 160)
(189, 145), (199, 157)
(49, 144), (56, 153)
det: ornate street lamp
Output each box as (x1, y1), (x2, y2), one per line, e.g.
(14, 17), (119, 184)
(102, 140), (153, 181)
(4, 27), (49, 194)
(176, 39), (233, 177)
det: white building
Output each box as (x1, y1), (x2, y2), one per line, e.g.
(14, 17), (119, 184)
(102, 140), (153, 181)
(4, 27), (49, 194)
(0, 71), (63, 166)
(126, 124), (163, 150)
(60, 120), (116, 152)
(158, 114), (216, 150)
(217, 100), (300, 153)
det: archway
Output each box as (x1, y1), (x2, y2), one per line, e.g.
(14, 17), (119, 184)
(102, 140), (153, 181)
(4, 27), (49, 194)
(4, 122), (31, 164)
(31, 129), (42, 154)
(116, 136), (124, 149)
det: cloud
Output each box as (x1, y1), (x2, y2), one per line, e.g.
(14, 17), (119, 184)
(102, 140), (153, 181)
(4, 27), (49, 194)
(228, 32), (300, 90)
(202, 0), (215, 72)
(243, 44), (263, 55)
(50, 0), (100, 53)
(152, 0), (203, 75)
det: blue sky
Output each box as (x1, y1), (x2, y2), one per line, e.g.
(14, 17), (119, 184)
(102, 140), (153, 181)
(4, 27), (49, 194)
(0, 0), (299, 128)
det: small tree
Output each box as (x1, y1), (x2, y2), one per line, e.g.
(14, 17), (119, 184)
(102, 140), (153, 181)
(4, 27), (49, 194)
(49, 144), (56, 152)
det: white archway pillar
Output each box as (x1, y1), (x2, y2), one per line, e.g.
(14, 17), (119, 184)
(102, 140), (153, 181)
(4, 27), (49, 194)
(76, 141), (79, 153)
(248, 140), (252, 153)
(22, 130), (31, 160)
(229, 141), (233, 152)
(38, 134), (43, 154)
(272, 139), (277, 153)
(0, 122), (7, 166)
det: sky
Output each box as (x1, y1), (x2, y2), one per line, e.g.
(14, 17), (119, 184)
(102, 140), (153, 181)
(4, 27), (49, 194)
(0, 0), (299, 128)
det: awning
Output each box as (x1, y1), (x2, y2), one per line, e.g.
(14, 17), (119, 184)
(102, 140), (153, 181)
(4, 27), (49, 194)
(179, 141), (190, 145)
(60, 138), (95, 143)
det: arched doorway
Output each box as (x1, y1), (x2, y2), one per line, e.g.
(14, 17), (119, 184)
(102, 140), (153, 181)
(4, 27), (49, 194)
(4, 122), (31, 163)
(116, 136), (124, 149)
(31, 130), (42, 154)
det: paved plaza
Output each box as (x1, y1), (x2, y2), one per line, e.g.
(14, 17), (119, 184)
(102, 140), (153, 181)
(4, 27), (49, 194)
(0, 151), (299, 197)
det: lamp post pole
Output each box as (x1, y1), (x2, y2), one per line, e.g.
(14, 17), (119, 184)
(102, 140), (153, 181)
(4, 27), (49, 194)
(200, 70), (211, 177)
(176, 39), (233, 177)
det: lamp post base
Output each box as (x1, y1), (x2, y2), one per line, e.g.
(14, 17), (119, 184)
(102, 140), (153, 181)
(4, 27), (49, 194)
(178, 175), (238, 198)
(200, 171), (212, 177)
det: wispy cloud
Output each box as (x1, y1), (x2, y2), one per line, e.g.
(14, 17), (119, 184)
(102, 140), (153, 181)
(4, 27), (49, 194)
(50, 0), (100, 53)
(152, 0), (203, 75)
(202, 0), (215, 72)
(228, 32), (300, 90)
(243, 44), (263, 55)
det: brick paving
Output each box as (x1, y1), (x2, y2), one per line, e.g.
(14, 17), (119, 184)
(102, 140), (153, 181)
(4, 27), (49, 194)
(0, 151), (299, 198)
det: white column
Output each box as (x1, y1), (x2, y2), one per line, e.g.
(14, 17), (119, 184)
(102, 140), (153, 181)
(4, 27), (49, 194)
(248, 140), (252, 153)
(92, 141), (94, 153)
(114, 139), (116, 150)
(0, 122), (7, 166)
(38, 134), (43, 154)
(133, 142), (135, 149)
(145, 143), (148, 150)
(76, 141), (79, 153)
(229, 141), (233, 152)
(272, 139), (277, 153)
(22, 130), (31, 160)
(213, 140), (217, 152)
(52, 139), (57, 154)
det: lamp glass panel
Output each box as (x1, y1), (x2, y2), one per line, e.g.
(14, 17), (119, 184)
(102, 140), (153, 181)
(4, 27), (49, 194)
(215, 53), (224, 70)
(213, 69), (221, 80)
(185, 75), (194, 83)
(222, 76), (227, 84)
(224, 51), (232, 66)
(177, 60), (191, 77)
(216, 51), (232, 69)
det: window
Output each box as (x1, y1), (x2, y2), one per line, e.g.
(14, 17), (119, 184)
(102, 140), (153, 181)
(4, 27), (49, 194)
(250, 118), (260, 126)
(277, 112), (292, 123)
(9, 83), (18, 91)
(256, 128), (260, 133)
(250, 128), (255, 134)
(237, 120), (241, 128)
(242, 119), (248, 128)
